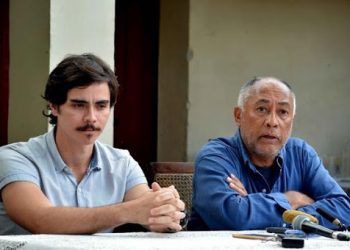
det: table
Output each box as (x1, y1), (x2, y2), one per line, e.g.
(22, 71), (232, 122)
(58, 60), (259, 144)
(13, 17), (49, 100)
(0, 231), (349, 250)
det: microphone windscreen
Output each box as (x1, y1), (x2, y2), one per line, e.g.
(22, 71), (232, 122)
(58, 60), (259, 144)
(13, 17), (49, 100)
(291, 215), (310, 230)
(282, 210), (319, 224)
(292, 215), (334, 234)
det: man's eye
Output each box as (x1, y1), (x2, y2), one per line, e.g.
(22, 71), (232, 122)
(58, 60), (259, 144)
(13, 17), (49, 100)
(256, 107), (267, 113)
(97, 104), (108, 110)
(279, 110), (289, 117)
(72, 103), (85, 108)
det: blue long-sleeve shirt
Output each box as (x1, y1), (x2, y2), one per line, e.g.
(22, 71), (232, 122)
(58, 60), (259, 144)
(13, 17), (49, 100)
(188, 130), (350, 230)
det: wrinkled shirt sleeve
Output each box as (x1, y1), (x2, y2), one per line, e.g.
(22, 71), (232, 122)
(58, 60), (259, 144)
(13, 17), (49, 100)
(191, 136), (350, 230)
(193, 154), (289, 230)
(295, 144), (350, 228)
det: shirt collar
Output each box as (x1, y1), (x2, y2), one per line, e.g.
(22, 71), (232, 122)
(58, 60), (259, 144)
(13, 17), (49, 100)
(45, 128), (102, 172)
(233, 129), (251, 167)
(90, 143), (102, 171)
(45, 128), (66, 172)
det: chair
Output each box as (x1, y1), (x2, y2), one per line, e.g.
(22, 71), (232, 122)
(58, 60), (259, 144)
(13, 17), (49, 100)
(151, 162), (194, 212)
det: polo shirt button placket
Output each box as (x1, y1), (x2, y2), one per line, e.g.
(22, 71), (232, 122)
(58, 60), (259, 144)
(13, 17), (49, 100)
(76, 187), (85, 206)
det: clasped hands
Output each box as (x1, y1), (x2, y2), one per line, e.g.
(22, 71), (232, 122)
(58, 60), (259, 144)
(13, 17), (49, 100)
(141, 182), (186, 233)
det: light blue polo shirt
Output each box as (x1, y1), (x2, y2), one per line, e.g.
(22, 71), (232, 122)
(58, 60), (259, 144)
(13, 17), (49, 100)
(0, 129), (147, 235)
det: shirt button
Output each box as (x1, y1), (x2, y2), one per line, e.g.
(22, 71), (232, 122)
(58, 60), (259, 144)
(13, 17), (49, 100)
(262, 189), (266, 193)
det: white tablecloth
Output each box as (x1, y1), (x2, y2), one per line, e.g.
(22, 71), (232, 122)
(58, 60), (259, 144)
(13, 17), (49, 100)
(0, 231), (349, 250)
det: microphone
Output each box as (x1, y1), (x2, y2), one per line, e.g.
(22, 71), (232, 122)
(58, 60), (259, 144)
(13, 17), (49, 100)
(282, 210), (319, 224)
(287, 215), (350, 241)
(316, 207), (347, 231)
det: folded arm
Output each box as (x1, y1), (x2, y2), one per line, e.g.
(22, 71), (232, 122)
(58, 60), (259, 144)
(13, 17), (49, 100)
(193, 158), (289, 230)
(227, 175), (314, 209)
(193, 154), (350, 230)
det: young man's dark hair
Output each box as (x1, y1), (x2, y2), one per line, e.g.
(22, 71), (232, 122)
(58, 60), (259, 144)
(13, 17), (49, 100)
(42, 53), (119, 125)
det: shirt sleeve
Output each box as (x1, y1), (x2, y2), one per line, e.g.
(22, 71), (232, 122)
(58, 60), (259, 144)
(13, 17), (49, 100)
(192, 141), (350, 230)
(0, 146), (40, 193)
(192, 154), (288, 230)
(296, 144), (350, 229)
(124, 151), (148, 192)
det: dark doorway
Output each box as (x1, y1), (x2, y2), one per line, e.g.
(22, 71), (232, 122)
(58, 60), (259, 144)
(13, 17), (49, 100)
(114, 0), (159, 183)
(0, 0), (9, 146)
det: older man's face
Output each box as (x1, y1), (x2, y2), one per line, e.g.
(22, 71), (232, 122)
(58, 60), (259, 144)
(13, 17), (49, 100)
(234, 80), (295, 166)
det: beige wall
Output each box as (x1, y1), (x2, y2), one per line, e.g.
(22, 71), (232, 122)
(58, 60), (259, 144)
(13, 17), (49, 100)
(8, 0), (350, 173)
(9, 0), (49, 142)
(158, 0), (189, 161)
(187, 0), (350, 166)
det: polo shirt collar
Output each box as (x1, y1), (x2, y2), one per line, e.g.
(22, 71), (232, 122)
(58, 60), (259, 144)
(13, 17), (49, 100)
(90, 142), (102, 171)
(45, 128), (66, 172)
(45, 128), (102, 172)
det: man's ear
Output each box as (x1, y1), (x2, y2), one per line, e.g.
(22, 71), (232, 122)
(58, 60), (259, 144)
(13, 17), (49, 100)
(49, 103), (59, 116)
(233, 106), (242, 125)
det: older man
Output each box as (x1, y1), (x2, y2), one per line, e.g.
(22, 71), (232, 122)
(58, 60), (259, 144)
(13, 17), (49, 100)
(188, 76), (350, 230)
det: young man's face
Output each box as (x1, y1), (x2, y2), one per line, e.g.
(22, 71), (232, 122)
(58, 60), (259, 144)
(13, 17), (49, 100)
(50, 82), (111, 146)
(234, 80), (295, 166)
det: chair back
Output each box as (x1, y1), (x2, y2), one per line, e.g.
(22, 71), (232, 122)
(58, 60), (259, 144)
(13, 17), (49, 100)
(151, 162), (194, 211)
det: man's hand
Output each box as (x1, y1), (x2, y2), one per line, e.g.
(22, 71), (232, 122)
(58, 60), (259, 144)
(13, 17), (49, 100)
(129, 182), (185, 233)
(148, 182), (185, 232)
(226, 174), (247, 196)
(284, 191), (314, 209)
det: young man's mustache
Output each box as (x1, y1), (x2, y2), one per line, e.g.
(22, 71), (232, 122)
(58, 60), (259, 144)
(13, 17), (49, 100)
(76, 124), (101, 131)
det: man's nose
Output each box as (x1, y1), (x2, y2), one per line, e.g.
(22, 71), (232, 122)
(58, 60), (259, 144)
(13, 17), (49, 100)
(265, 112), (278, 128)
(84, 106), (97, 123)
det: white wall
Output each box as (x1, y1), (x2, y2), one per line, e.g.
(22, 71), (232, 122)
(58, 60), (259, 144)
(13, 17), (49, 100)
(50, 0), (115, 145)
(187, 0), (350, 167)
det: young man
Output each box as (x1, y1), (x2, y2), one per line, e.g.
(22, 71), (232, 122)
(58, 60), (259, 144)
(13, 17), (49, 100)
(0, 54), (185, 235)
(188, 76), (350, 230)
